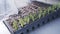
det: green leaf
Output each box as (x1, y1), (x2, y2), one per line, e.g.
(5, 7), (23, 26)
(43, 10), (47, 17)
(27, 17), (30, 23)
(18, 18), (26, 27)
(38, 13), (41, 19)
(47, 7), (52, 14)
(13, 20), (18, 30)
(54, 3), (60, 10)
(38, 9), (42, 18)
(24, 16), (30, 24)
(29, 13), (35, 21)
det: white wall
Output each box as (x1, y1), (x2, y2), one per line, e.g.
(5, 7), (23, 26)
(0, 0), (5, 20)
(14, 0), (30, 8)
(36, 0), (60, 4)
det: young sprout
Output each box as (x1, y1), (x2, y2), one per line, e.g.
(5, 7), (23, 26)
(26, 16), (30, 24)
(18, 18), (26, 27)
(38, 13), (42, 19)
(51, 5), (57, 12)
(47, 7), (52, 14)
(52, 5), (56, 9)
(24, 16), (30, 24)
(43, 9), (47, 17)
(57, 3), (60, 8)
(38, 9), (42, 19)
(57, 3), (60, 6)
(29, 13), (35, 22)
(23, 17), (27, 22)
(13, 20), (18, 30)
(33, 13), (38, 20)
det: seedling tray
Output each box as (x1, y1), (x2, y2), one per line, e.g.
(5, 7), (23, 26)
(3, 1), (60, 34)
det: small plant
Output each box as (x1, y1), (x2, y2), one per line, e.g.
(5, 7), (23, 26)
(43, 9), (47, 17)
(29, 13), (35, 22)
(47, 7), (52, 14)
(23, 16), (30, 24)
(38, 9), (42, 19)
(55, 3), (60, 9)
(51, 5), (58, 12)
(18, 18), (26, 27)
(13, 20), (18, 30)
(33, 13), (38, 20)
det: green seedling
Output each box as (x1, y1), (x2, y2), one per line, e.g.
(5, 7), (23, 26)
(29, 13), (35, 22)
(18, 18), (26, 27)
(38, 9), (43, 19)
(52, 4), (59, 12)
(43, 10), (47, 17)
(33, 13), (38, 20)
(13, 20), (18, 30)
(24, 16), (30, 24)
(51, 5), (57, 12)
(47, 7), (52, 14)
(57, 4), (60, 8)
(38, 13), (42, 19)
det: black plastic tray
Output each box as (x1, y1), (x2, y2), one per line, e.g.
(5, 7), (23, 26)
(3, 1), (60, 34)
